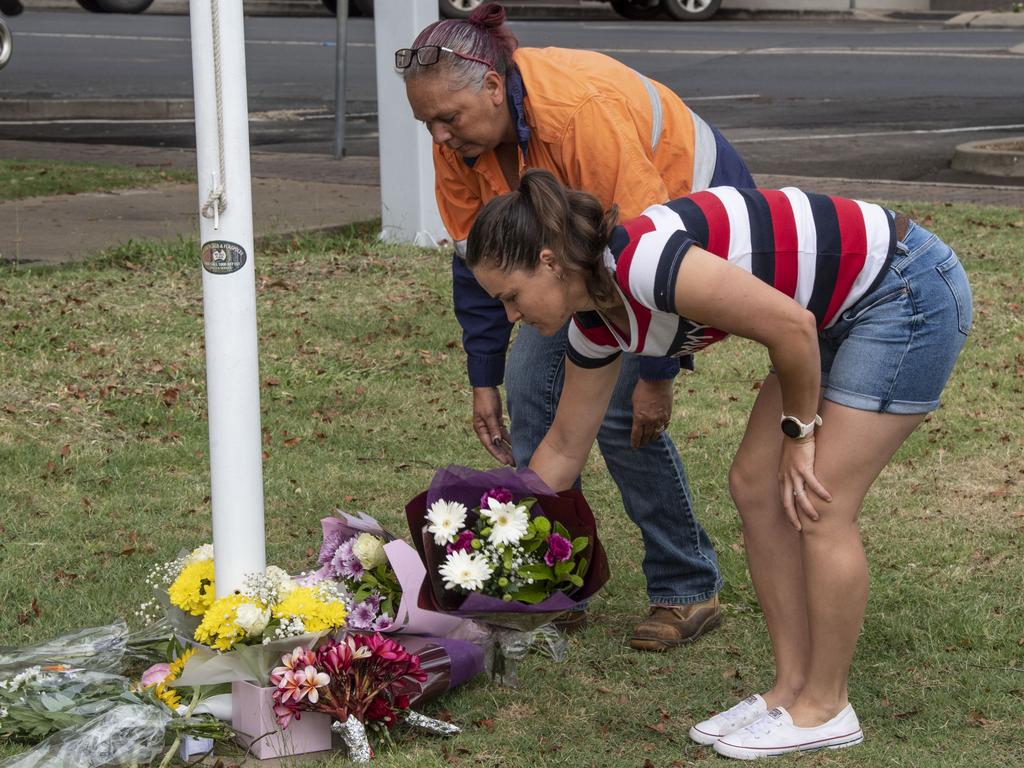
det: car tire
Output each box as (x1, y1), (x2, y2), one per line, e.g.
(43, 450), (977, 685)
(661, 0), (721, 21)
(75, 0), (107, 11)
(610, 0), (662, 20)
(438, 0), (484, 19)
(95, 0), (155, 12)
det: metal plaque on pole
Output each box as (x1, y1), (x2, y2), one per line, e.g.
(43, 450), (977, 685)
(189, 0), (267, 597)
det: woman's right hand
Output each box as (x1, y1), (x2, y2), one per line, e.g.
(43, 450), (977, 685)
(472, 386), (515, 466)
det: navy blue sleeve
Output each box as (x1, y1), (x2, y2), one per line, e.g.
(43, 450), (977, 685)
(452, 254), (514, 388)
(638, 354), (693, 381)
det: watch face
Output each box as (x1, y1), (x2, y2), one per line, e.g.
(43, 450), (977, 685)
(781, 418), (802, 439)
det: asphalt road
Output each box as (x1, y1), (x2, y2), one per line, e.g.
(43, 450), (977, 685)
(2, 11), (1024, 185)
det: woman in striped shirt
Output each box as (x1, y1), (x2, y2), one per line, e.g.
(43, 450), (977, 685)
(466, 169), (972, 760)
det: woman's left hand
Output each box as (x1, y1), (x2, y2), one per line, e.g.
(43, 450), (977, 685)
(779, 437), (832, 530)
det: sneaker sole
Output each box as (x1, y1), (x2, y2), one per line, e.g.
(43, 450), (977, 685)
(713, 730), (864, 760)
(627, 610), (722, 652)
(688, 724), (725, 746)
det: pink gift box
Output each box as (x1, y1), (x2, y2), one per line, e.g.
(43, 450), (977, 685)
(231, 681), (333, 759)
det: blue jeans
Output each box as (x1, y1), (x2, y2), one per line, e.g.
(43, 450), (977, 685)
(819, 218), (972, 413)
(505, 324), (722, 605)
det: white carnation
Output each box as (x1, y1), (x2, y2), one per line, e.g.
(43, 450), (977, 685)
(438, 550), (493, 592)
(235, 602), (271, 635)
(353, 533), (387, 570)
(426, 499), (468, 545)
(185, 543), (214, 564)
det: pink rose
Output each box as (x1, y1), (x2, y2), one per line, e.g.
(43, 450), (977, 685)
(140, 663), (171, 688)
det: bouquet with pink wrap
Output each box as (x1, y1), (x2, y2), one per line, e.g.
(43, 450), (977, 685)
(314, 510), (480, 641)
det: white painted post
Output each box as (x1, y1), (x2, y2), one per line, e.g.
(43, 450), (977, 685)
(373, 0), (448, 247)
(189, 0), (267, 597)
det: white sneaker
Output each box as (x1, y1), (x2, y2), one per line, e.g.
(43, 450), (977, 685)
(713, 704), (864, 760)
(688, 694), (768, 745)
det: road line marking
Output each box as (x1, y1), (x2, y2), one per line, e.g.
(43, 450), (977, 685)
(18, 32), (375, 47)
(593, 46), (1024, 60)
(18, 33), (1017, 58)
(683, 94), (761, 102)
(732, 124), (1024, 143)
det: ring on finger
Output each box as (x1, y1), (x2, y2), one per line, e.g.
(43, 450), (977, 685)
(793, 488), (805, 497)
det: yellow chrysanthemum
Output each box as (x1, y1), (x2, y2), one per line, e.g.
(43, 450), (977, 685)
(168, 559), (216, 617)
(152, 647), (196, 709)
(194, 594), (264, 651)
(273, 586), (347, 633)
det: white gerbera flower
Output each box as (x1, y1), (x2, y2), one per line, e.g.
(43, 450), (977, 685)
(426, 499), (468, 545)
(438, 550), (493, 592)
(483, 500), (530, 547)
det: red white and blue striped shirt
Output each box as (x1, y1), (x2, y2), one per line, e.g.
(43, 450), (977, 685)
(567, 187), (897, 368)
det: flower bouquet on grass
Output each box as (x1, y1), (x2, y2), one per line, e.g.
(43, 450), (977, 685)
(144, 544), (348, 685)
(143, 545), (350, 758)
(0, 651), (232, 766)
(268, 633), (476, 763)
(315, 510), (479, 640)
(405, 466), (609, 684)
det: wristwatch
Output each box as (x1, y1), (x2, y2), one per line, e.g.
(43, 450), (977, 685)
(780, 413), (822, 439)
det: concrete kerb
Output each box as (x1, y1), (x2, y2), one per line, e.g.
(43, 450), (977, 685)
(945, 9), (1024, 27)
(952, 137), (1024, 178)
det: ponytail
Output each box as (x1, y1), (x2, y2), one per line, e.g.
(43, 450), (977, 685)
(467, 169), (619, 307)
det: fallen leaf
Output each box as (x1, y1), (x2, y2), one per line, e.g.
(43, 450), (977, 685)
(472, 718), (495, 732)
(264, 377), (281, 387)
(161, 388), (179, 407)
(969, 710), (993, 727)
(283, 437), (302, 448)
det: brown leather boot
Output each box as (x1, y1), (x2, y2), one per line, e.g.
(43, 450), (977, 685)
(628, 596), (721, 652)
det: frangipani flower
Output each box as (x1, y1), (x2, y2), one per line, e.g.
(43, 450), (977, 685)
(426, 499), (468, 545)
(439, 550), (493, 591)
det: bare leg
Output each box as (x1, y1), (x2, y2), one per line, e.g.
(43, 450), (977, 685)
(728, 374), (811, 708)
(783, 402), (925, 726)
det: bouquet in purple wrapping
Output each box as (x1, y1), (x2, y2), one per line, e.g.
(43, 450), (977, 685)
(405, 466), (610, 632)
(315, 510), (476, 640)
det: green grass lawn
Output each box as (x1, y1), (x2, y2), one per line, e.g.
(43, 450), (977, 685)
(0, 204), (1021, 766)
(0, 159), (194, 201)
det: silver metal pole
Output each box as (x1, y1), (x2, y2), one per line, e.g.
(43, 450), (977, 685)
(189, 0), (267, 596)
(334, 0), (349, 159)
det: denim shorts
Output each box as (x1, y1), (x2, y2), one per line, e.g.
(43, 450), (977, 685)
(817, 217), (973, 414)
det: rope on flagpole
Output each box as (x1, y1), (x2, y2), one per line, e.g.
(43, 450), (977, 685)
(200, 0), (227, 228)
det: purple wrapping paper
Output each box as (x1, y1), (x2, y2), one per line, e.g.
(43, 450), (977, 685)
(426, 465), (554, 511)
(384, 635), (485, 707)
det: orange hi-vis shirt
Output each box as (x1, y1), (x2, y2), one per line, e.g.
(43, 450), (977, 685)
(433, 46), (722, 243)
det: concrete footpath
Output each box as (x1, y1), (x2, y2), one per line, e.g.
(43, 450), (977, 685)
(2, 138), (1023, 266)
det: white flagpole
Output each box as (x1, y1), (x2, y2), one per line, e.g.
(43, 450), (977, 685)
(189, 0), (267, 596)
